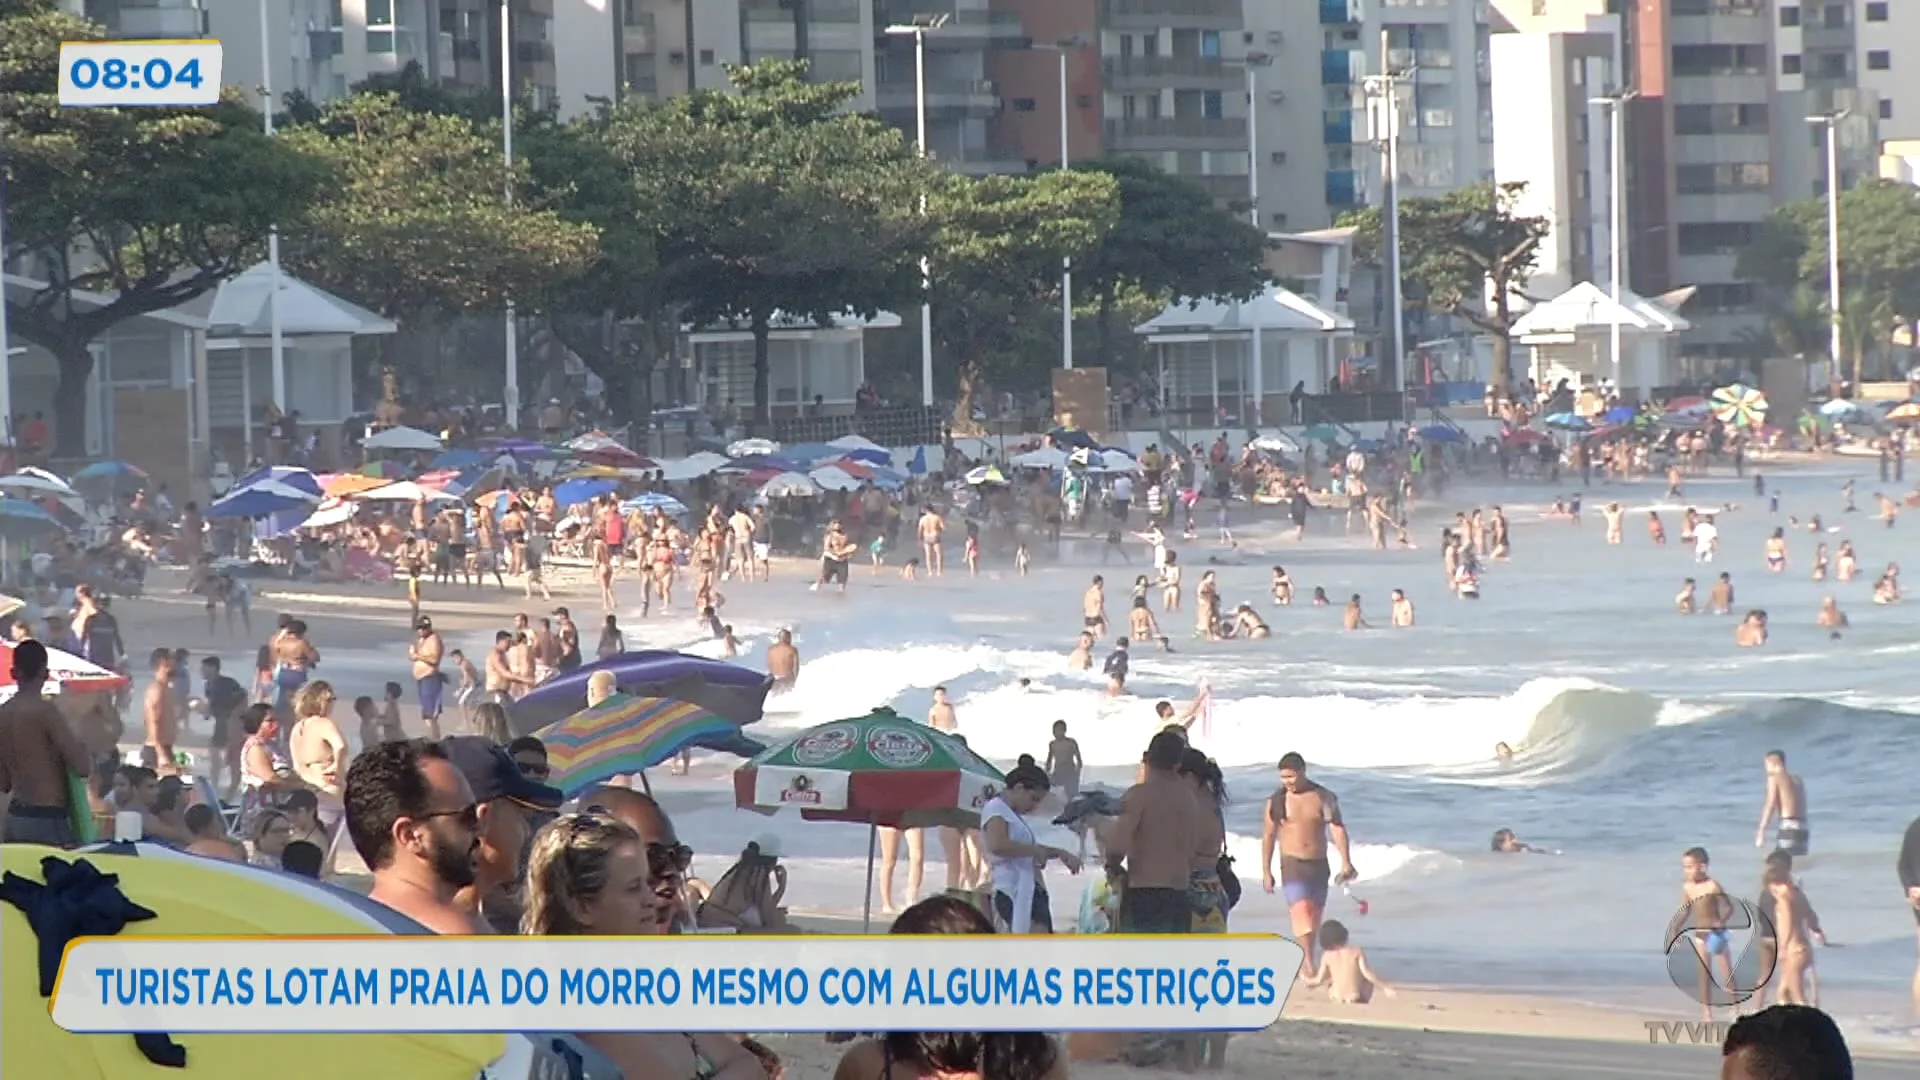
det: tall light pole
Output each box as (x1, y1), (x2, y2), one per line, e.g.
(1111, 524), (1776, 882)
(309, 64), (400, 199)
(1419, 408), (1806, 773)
(1245, 51), (1273, 428)
(1808, 111), (1847, 390)
(259, 0), (288, 426)
(1362, 37), (1407, 411)
(1032, 37), (1084, 370)
(501, 0), (520, 429)
(1590, 89), (1636, 397)
(885, 15), (949, 408)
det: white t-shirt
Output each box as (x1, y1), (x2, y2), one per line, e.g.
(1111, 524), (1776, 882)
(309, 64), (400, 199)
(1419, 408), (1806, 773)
(1111, 476), (1135, 502)
(1694, 521), (1719, 552)
(979, 796), (1038, 931)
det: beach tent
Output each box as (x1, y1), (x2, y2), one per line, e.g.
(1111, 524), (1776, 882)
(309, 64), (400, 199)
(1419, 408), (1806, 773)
(654, 452), (730, 481)
(361, 425), (443, 452)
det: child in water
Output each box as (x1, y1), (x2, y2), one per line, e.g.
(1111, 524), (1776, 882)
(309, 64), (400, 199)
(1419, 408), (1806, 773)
(1302, 920), (1396, 1004)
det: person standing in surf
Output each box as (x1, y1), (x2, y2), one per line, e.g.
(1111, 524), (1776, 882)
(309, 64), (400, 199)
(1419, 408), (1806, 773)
(1898, 812), (1920, 1017)
(1755, 751), (1810, 857)
(1259, 752), (1357, 976)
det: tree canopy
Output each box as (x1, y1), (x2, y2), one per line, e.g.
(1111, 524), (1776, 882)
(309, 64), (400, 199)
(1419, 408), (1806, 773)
(1341, 181), (1547, 396)
(1, 0), (330, 452)
(277, 93), (599, 318)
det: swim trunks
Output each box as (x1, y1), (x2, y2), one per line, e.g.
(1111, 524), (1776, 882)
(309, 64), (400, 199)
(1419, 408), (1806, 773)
(1775, 820), (1809, 857)
(1279, 856), (1332, 908)
(1699, 928), (1731, 956)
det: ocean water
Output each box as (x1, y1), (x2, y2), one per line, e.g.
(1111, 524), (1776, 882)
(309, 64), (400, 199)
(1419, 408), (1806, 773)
(521, 458), (1920, 1044)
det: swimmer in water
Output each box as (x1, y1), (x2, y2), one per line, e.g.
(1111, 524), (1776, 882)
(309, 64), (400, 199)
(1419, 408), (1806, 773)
(1765, 528), (1788, 573)
(1067, 631), (1095, 671)
(1491, 828), (1544, 854)
(1648, 511), (1667, 546)
(1811, 542), (1829, 581)
(1494, 741), (1515, 764)
(1311, 586), (1330, 607)
(1602, 502), (1624, 545)
(1672, 846), (1736, 1022)
(1342, 594), (1369, 631)
(1271, 566), (1293, 606)
(1709, 572), (1734, 616)
(1736, 609), (1768, 647)
(1232, 603), (1270, 640)
(1127, 595), (1162, 645)
(1390, 589), (1414, 628)
(1675, 578), (1697, 615)
(1817, 596), (1848, 629)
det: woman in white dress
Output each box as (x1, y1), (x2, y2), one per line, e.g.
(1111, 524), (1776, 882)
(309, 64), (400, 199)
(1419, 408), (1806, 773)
(978, 756), (1081, 933)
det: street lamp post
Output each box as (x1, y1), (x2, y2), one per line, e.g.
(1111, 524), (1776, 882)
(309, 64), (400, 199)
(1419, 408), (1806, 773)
(1808, 111), (1847, 390)
(1362, 38), (1407, 412)
(885, 15), (949, 408)
(1245, 51), (1273, 429)
(259, 0), (287, 426)
(1590, 89), (1636, 396)
(1031, 37), (1085, 371)
(501, 0), (520, 429)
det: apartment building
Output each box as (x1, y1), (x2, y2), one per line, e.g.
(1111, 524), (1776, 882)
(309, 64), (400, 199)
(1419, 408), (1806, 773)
(1486, 17), (1618, 301)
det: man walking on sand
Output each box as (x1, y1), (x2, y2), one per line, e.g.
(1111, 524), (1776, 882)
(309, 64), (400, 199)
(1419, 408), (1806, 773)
(1261, 752), (1358, 975)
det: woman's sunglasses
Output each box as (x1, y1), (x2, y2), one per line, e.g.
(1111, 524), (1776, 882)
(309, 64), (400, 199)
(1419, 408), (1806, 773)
(648, 841), (693, 875)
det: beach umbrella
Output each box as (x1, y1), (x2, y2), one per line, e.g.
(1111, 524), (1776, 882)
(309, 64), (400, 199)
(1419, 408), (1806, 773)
(1885, 401), (1920, 424)
(1502, 428), (1549, 447)
(759, 472), (819, 498)
(1302, 423), (1342, 442)
(429, 448), (486, 470)
(1817, 398), (1868, 421)
(655, 452), (730, 481)
(361, 425), (443, 452)
(1249, 433), (1300, 453)
(0, 467), (76, 498)
(318, 472), (387, 498)
(0, 843), (560, 1079)
(67, 460), (148, 497)
(297, 497), (358, 529)
(1602, 405), (1638, 425)
(205, 479), (320, 520)
(964, 464), (1008, 486)
(733, 707), (1007, 929)
(1010, 446), (1069, 470)
(1416, 425), (1465, 444)
(0, 640), (127, 696)
(507, 650), (772, 741)
(1711, 384), (1768, 427)
(727, 437), (780, 457)
(551, 477), (620, 507)
(537, 693), (758, 800)
(809, 465), (863, 492)
(355, 480), (459, 504)
(1662, 395), (1710, 414)
(828, 434), (886, 454)
(1543, 412), (1591, 432)
(620, 492), (689, 518)
(0, 497), (67, 541)
(355, 459), (411, 479)
(1662, 412), (1707, 431)
(723, 453), (805, 474)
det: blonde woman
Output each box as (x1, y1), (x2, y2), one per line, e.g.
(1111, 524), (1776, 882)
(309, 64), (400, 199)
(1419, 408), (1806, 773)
(522, 815), (769, 1080)
(470, 701), (513, 746)
(288, 680), (348, 839)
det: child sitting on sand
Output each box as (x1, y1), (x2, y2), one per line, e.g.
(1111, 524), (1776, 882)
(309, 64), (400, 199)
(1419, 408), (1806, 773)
(1302, 920), (1396, 1004)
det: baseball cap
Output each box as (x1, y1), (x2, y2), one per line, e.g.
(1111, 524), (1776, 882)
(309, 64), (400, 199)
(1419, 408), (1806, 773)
(438, 736), (563, 810)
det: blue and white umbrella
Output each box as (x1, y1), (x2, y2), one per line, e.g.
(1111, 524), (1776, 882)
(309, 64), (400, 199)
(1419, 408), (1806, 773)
(551, 477), (619, 508)
(0, 467), (77, 498)
(726, 438), (780, 458)
(1819, 398), (1868, 419)
(0, 498), (67, 540)
(1416, 425), (1466, 444)
(206, 467), (323, 520)
(621, 492), (689, 517)
(1543, 412), (1592, 432)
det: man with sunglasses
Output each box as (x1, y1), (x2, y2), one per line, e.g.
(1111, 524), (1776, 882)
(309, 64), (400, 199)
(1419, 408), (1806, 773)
(583, 785), (696, 933)
(440, 736), (565, 933)
(346, 739), (491, 935)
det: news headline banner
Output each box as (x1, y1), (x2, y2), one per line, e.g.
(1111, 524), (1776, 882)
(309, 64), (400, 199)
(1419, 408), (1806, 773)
(53, 934), (1303, 1035)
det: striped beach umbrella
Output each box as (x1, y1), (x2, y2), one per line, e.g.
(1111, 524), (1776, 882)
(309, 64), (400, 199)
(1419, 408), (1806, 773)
(1712, 384), (1768, 427)
(536, 692), (745, 799)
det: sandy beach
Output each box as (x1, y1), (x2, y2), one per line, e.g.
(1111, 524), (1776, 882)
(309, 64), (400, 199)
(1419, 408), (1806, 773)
(84, 454), (1920, 1078)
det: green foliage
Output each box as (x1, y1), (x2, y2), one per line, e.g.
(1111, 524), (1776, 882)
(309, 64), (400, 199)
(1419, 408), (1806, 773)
(1073, 155), (1268, 313)
(277, 94), (599, 317)
(638, 62), (936, 426)
(925, 169), (1121, 424)
(1341, 181), (1547, 394)
(1, 0), (330, 452)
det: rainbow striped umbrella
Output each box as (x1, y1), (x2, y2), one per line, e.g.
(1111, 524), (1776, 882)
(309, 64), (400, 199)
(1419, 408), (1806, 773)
(535, 692), (742, 798)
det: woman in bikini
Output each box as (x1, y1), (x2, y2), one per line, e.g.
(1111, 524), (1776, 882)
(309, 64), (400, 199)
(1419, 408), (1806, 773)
(523, 813), (769, 1080)
(1811, 542), (1830, 581)
(1764, 528), (1788, 573)
(287, 681), (348, 842)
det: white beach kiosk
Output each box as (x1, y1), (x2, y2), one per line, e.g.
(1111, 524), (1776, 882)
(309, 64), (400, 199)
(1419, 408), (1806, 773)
(1135, 284), (1353, 424)
(1509, 281), (1691, 403)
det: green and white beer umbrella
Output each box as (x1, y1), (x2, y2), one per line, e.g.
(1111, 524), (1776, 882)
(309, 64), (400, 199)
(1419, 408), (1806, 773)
(732, 706), (1007, 928)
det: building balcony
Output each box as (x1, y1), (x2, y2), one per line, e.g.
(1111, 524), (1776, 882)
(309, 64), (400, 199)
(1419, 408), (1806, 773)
(878, 3), (1026, 47)
(623, 21), (653, 54)
(1321, 49), (1354, 85)
(114, 0), (206, 38)
(1323, 109), (1353, 144)
(875, 79), (1000, 116)
(1103, 55), (1240, 91)
(1100, 0), (1241, 32)
(1104, 116), (1245, 150)
(1320, 0), (1358, 25)
(1325, 168), (1359, 208)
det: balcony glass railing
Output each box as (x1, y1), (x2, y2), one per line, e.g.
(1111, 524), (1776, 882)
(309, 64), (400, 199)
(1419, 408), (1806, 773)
(1321, 50), (1353, 84)
(1325, 168), (1358, 207)
(1319, 0), (1354, 23)
(1323, 109), (1353, 144)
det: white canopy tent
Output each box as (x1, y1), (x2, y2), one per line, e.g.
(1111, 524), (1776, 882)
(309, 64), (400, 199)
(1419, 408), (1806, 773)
(1136, 284), (1354, 426)
(1509, 282), (1692, 403)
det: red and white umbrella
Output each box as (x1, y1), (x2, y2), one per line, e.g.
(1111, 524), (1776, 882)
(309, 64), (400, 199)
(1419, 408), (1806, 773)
(0, 641), (129, 695)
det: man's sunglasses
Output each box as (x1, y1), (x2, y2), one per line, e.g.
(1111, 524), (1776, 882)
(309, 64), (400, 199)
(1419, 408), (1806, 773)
(517, 760), (551, 779)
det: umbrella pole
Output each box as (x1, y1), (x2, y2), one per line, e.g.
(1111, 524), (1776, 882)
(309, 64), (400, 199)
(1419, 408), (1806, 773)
(862, 821), (878, 933)
(637, 769), (653, 798)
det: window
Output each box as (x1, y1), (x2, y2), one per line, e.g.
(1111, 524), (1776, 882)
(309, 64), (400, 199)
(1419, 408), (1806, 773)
(1200, 31), (1221, 58)
(1868, 1), (1889, 20)
(1782, 53), (1803, 76)
(367, 0), (393, 25)
(1691, 283), (1756, 311)
(1201, 90), (1223, 119)
(1869, 50), (1891, 71)
(1270, 212), (1289, 227)
(1882, 99), (1894, 119)
(1822, 3), (1844, 27)
(1270, 150), (1288, 164)
(1142, 34), (1159, 58)
(1122, 95), (1138, 119)
(1671, 44), (1766, 77)
(1677, 222), (1758, 255)
(699, 48), (715, 65)
(1013, 97), (1036, 112)
(1120, 35), (1134, 58)
(1818, 51), (1847, 77)
(1673, 103), (1770, 134)
(1675, 162), (1771, 193)
(1076, 94), (1093, 108)
(367, 30), (394, 51)
(1779, 4), (1799, 26)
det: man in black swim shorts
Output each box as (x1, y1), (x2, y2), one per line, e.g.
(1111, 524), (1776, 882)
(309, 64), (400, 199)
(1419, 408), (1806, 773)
(1260, 752), (1357, 975)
